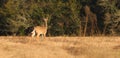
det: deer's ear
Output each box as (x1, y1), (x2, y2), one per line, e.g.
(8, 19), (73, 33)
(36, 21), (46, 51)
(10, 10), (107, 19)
(43, 17), (48, 21)
(46, 17), (48, 20)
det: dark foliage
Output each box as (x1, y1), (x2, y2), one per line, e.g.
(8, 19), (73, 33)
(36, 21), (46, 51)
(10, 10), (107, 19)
(0, 0), (120, 36)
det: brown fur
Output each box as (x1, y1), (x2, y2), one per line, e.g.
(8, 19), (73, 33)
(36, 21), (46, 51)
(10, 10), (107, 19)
(31, 18), (48, 38)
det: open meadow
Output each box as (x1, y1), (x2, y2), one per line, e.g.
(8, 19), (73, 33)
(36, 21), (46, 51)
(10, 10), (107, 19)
(0, 36), (120, 58)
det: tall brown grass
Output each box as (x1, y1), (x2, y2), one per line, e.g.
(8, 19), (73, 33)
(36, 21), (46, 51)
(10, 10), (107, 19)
(0, 36), (120, 58)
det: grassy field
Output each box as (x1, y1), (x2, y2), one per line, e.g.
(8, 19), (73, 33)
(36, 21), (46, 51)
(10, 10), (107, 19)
(0, 36), (120, 58)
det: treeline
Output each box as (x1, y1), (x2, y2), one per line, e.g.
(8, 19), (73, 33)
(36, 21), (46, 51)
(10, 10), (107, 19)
(0, 0), (120, 36)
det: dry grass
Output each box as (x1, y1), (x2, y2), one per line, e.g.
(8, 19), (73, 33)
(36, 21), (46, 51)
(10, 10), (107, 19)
(0, 36), (120, 58)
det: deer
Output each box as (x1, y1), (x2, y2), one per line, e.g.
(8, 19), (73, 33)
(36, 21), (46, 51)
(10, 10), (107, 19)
(31, 17), (48, 39)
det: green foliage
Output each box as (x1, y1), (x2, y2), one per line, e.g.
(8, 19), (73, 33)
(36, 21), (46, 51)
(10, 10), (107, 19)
(0, 0), (120, 36)
(99, 0), (120, 36)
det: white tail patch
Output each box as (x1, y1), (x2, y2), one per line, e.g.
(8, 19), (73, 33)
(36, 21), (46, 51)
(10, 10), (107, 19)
(31, 30), (36, 37)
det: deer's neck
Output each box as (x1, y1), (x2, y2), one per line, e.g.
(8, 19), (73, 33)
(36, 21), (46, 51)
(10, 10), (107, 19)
(45, 21), (48, 29)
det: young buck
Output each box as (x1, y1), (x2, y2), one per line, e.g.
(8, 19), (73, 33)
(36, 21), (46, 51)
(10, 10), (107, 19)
(31, 17), (48, 39)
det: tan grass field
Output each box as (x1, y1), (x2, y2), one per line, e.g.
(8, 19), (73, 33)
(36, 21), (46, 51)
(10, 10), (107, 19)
(0, 36), (120, 58)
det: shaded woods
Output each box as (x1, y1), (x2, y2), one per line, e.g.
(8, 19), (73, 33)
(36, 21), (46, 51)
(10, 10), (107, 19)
(0, 0), (120, 36)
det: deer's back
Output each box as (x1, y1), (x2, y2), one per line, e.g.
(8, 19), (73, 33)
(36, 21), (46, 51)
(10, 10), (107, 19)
(34, 26), (47, 33)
